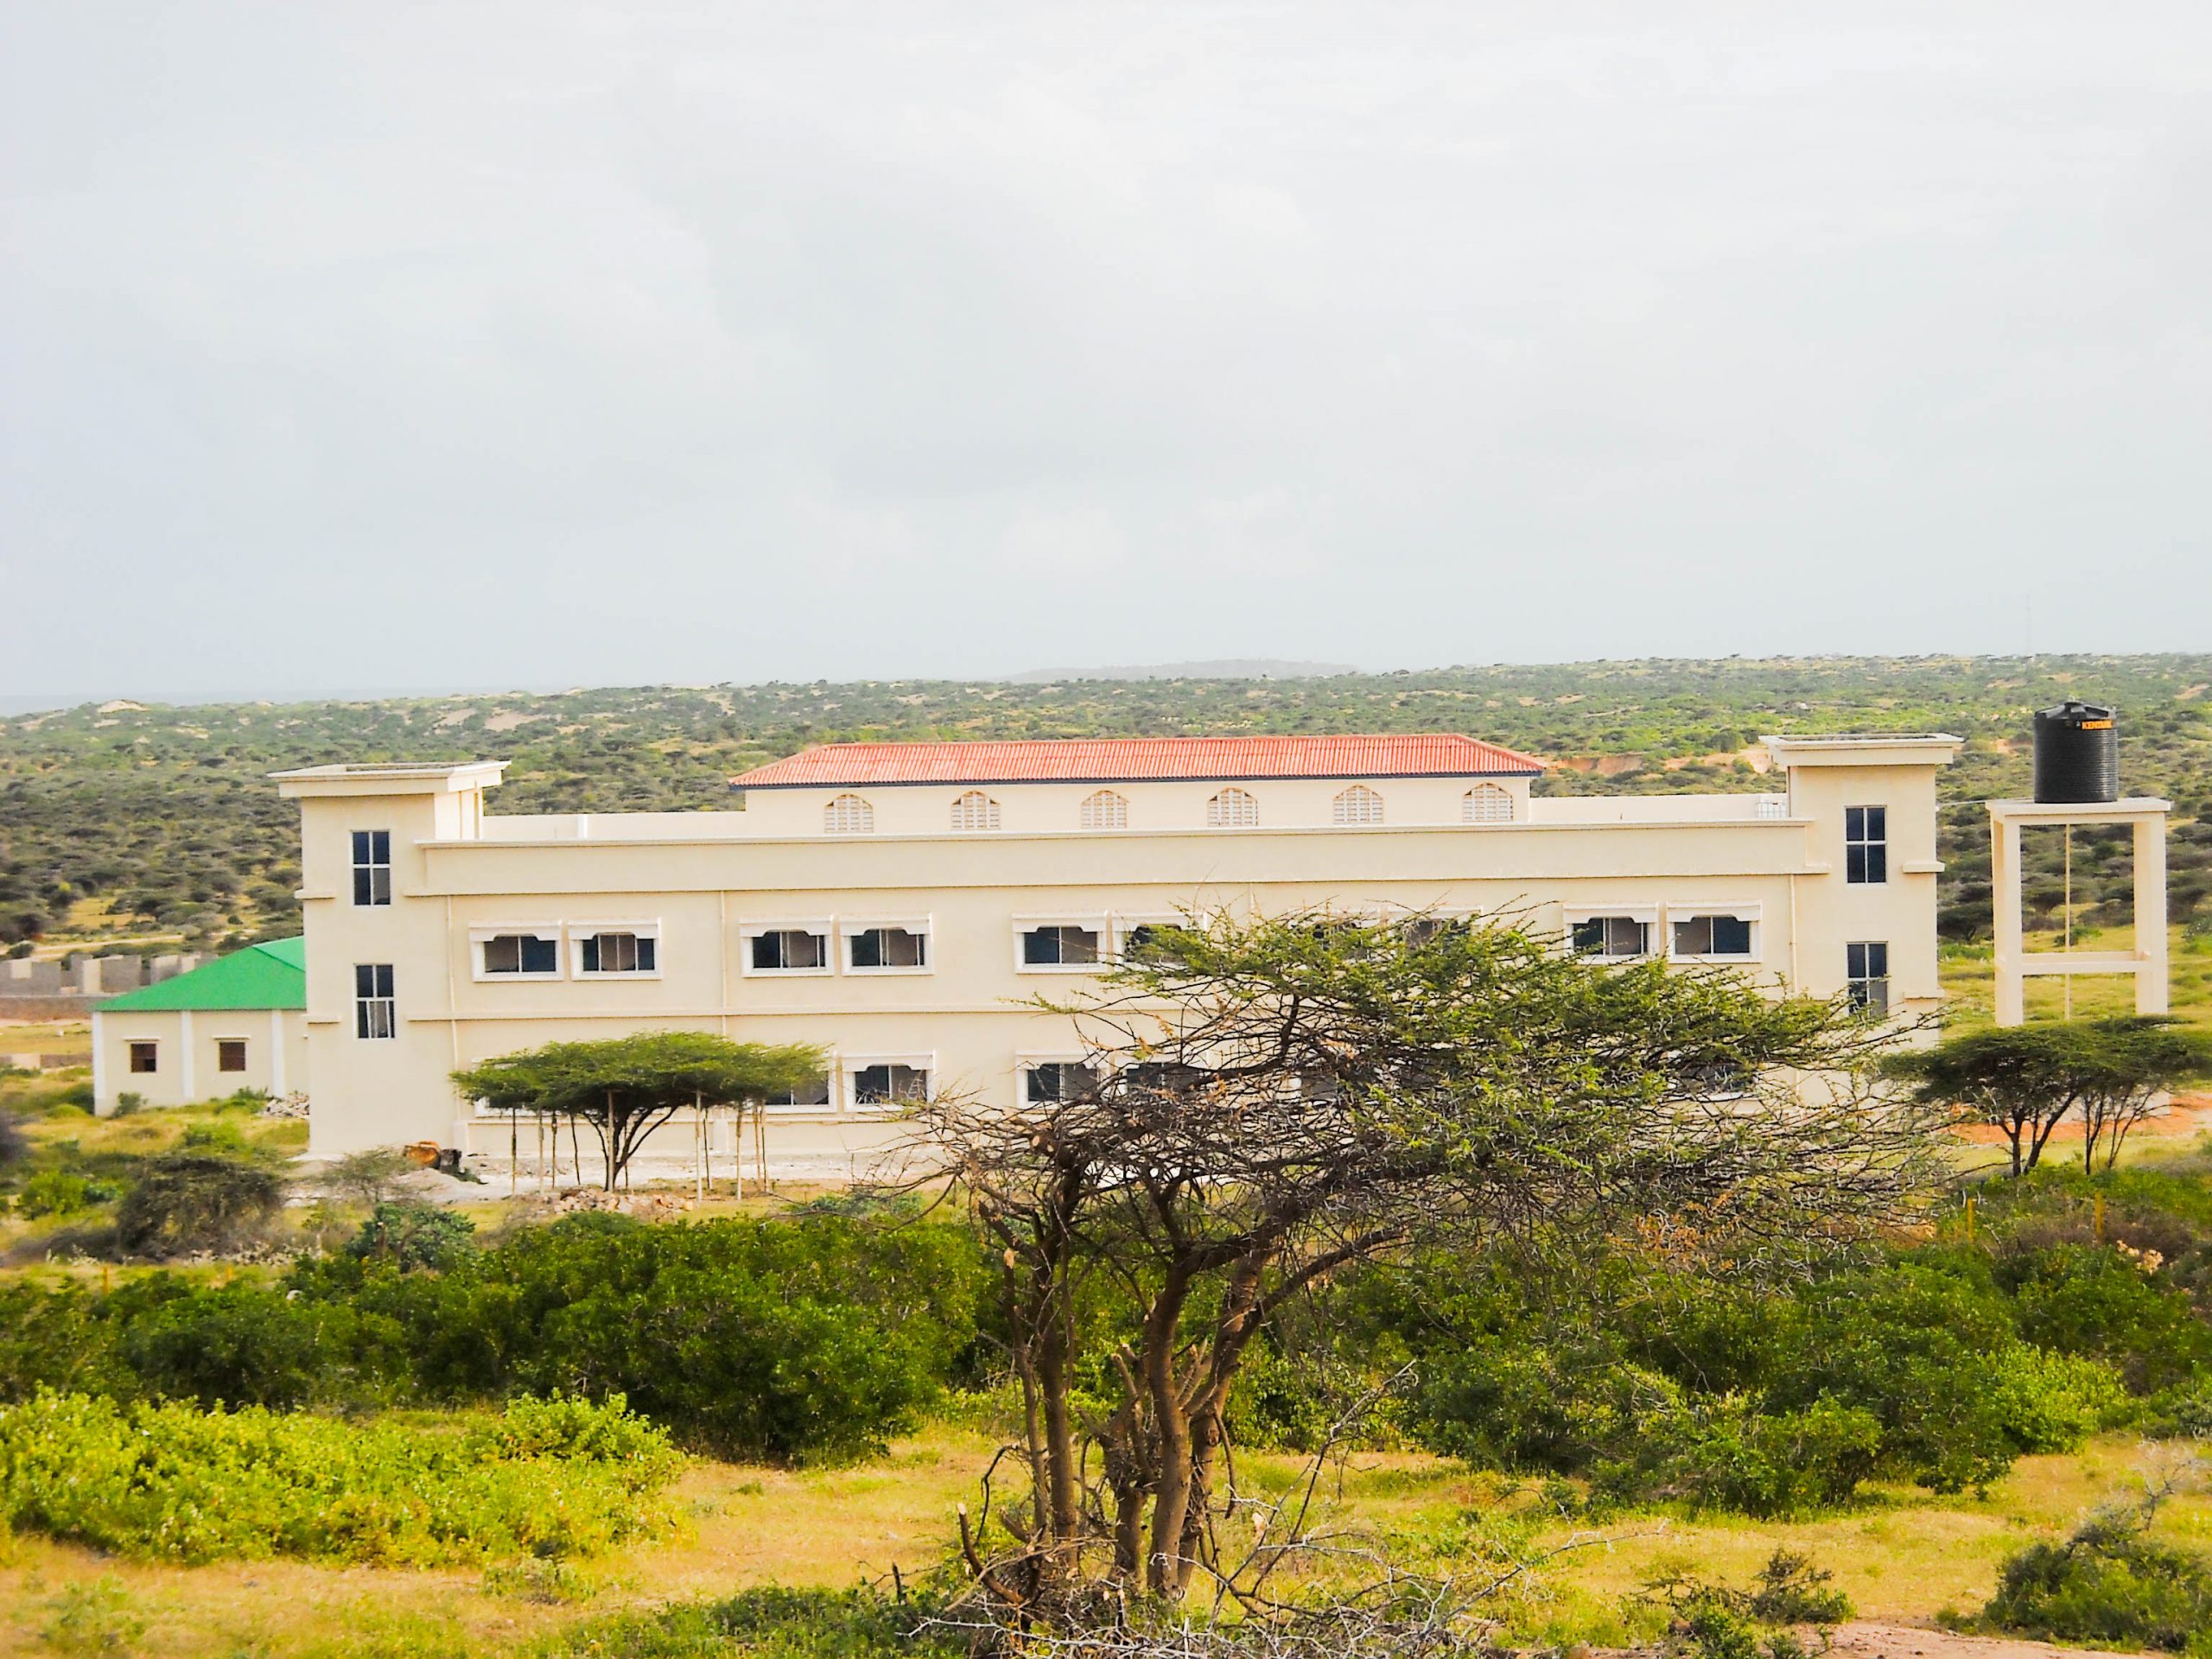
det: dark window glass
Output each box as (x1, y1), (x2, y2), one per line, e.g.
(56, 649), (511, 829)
(852, 1063), (929, 1105)
(128, 1041), (157, 1074)
(849, 927), (925, 969)
(580, 932), (654, 974)
(1845, 805), (1887, 885)
(1023, 925), (1098, 965)
(354, 963), (396, 1039)
(218, 1039), (247, 1072)
(763, 1072), (832, 1109)
(1024, 1062), (1096, 1103)
(751, 930), (825, 970)
(1846, 941), (1891, 1014)
(1573, 917), (1647, 957)
(1712, 916), (1752, 956)
(351, 830), (392, 906)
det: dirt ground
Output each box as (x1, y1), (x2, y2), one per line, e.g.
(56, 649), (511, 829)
(1827, 1624), (2161, 1659)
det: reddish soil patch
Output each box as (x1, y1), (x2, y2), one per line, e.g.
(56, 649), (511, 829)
(1828, 1622), (2163, 1659)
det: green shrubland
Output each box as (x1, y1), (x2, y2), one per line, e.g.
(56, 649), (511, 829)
(0, 1389), (681, 1566)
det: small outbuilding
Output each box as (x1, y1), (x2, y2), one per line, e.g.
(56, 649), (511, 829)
(92, 937), (308, 1115)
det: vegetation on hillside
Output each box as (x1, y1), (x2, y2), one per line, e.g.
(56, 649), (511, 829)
(3, 654), (2208, 952)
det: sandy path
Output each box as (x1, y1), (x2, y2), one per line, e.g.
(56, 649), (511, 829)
(1827, 1622), (2163, 1659)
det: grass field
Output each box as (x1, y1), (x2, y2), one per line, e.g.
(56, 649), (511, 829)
(2, 1419), (2206, 1656)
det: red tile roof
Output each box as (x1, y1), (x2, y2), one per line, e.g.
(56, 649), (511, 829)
(730, 735), (1543, 789)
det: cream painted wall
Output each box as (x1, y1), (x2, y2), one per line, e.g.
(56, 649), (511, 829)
(93, 1006), (308, 1113)
(280, 745), (1955, 1163)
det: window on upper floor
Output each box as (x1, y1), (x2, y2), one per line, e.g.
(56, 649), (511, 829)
(354, 964), (396, 1039)
(1206, 787), (1258, 828)
(1080, 790), (1128, 830)
(1332, 785), (1384, 825)
(1402, 915), (1471, 948)
(578, 931), (657, 976)
(351, 830), (392, 906)
(1463, 784), (1514, 823)
(950, 790), (1001, 831)
(1572, 915), (1649, 959)
(851, 1062), (931, 1107)
(1021, 1060), (1098, 1105)
(847, 925), (929, 971)
(480, 932), (560, 976)
(1847, 940), (1891, 1015)
(218, 1039), (247, 1073)
(748, 927), (829, 972)
(1846, 805), (1887, 884)
(1020, 923), (1101, 968)
(1671, 914), (1756, 959)
(823, 794), (874, 834)
(128, 1040), (158, 1074)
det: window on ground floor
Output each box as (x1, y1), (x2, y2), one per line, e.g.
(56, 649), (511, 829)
(850, 1063), (931, 1107)
(128, 1040), (157, 1073)
(480, 932), (560, 976)
(1847, 941), (1891, 1015)
(847, 925), (929, 971)
(761, 1071), (833, 1114)
(1572, 915), (1650, 958)
(1021, 1060), (1098, 1105)
(217, 1039), (247, 1073)
(1020, 923), (1101, 968)
(577, 931), (657, 976)
(1670, 914), (1756, 958)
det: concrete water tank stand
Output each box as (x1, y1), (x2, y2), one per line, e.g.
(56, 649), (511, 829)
(1986, 798), (2171, 1027)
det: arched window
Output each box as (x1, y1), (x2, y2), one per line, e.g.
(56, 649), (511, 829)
(1332, 785), (1384, 825)
(1079, 789), (1128, 830)
(950, 790), (1001, 831)
(823, 793), (874, 834)
(1462, 783), (1514, 823)
(1206, 787), (1258, 828)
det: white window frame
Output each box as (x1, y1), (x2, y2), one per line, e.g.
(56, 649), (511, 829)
(950, 790), (1001, 831)
(1847, 940), (1891, 1015)
(841, 917), (934, 976)
(1462, 784), (1515, 824)
(1013, 914), (1111, 974)
(760, 1065), (836, 1117)
(469, 925), (566, 982)
(1206, 787), (1258, 828)
(214, 1036), (251, 1074)
(569, 921), (664, 980)
(1332, 785), (1385, 825)
(738, 918), (836, 978)
(1079, 790), (1129, 830)
(1666, 904), (1763, 964)
(823, 793), (875, 834)
(1016, 1053), (1100, 1108)
(1845, 804), (1888, 886)
(127, 1039), (159, 1075)
(842, 1052), (936, 1116)
(351, 829), (393, 906)
(1564, 906), (1658, 960)
(354, 963), (397, 1039)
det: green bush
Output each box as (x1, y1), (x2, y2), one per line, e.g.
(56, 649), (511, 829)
(2005, 1244), (2212, 1393)
(0, 1389), (681, 1566)
(1606, 1396), (1885, 1518)
(15, 1168), (103, 1217)
(346, 1199), (478, 1271)
(116, 1282), (402, 1409)
(1984, 1342), (2131, 1452)
(1983, 1516), (2212, 1654)
(113, 1151), (285, 1257)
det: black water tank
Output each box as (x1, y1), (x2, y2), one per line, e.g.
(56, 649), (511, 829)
(2032, 699), (2119, 804)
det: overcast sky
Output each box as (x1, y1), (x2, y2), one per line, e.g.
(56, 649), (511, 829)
(3, 3), (2209, 699)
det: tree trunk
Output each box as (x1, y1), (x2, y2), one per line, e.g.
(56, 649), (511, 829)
(1141, 1270), (1195, 1597)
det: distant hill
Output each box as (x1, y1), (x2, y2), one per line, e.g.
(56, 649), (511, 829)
(1005, 659), (1361, 683)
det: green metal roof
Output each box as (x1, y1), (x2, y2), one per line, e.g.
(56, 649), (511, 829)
(99, 938), (306, 1014)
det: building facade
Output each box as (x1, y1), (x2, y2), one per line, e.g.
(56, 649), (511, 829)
(91, 937), (308, 1112)
(273, 733), (1960, 1166)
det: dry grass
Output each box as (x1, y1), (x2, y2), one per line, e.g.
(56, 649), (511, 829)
(2, 1424), (2207, 1657)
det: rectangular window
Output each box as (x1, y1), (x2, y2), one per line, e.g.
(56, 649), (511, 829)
(850, 1063), (931, 1107)
(128, 1040), (158, 1074)
(481, 933), (561, 976)
(217, 1039), (247, 1073)
(351, 830), (392, 906)
(1021, 1061), (1097, 1105)
(579, 932), (657, 976)
(1671, 915), (1755, 958)
(1845, 805), (1887, 885)
(354, 963), (396, 1039)
(1846, 941), (1891, 1014)
(1572, 916), (1649, 958)
(1020, 924), (1101, 967)
(761, 1071), (833, 1114)
(748, 929), (829, 972)
(847, 926), (928, 971)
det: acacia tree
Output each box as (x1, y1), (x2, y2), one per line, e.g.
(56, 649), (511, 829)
(454, 1031), (823, 1191)
(1889, 1018), (2212, 1177)
(905, 910), (1941, 1614)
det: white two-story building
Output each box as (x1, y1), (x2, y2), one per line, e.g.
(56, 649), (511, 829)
(273, 731), (1959, 1168)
